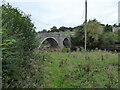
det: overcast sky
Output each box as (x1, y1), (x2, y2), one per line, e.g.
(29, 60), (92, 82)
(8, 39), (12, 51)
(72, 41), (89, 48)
(2, 0), (119, 31)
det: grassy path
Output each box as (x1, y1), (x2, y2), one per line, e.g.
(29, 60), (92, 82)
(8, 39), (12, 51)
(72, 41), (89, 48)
(42, 51), (118, 88)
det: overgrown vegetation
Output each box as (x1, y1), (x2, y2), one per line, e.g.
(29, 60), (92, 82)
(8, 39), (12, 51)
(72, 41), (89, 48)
(40, 19), (119, 51)
(72, 19), (119, 51)
(1, 2), (119, 89)
(2, 3), (43, 88)
(43, 51), (118, 88)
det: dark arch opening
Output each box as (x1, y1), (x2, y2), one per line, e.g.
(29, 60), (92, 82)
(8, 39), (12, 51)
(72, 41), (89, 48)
(63, 38), (70, 48)
(41, 38), (59, 48)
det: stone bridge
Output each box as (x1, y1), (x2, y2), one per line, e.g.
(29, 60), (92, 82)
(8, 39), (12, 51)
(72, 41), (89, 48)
(38, 32), (71, 49)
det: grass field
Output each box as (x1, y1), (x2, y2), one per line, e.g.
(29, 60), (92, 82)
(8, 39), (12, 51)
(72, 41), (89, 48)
(41, 51), (118, 88)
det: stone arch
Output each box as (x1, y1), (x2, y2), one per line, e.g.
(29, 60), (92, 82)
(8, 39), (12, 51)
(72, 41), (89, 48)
(63, 38), (71, 48)
(41, 37), (59, 48)
(38, 32), (71, 49)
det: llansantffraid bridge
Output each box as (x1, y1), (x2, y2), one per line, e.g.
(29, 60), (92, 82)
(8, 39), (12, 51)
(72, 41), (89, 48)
(38, 32), (72, 49)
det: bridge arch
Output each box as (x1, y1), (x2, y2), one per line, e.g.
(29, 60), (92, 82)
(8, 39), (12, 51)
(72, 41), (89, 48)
(63, 38), (71, 48)
(41, 37), (59, 48)
(39, 32), (71, 49)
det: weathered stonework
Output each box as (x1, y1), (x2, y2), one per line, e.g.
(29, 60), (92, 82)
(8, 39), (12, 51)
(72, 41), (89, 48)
(38, 32), (71, 49)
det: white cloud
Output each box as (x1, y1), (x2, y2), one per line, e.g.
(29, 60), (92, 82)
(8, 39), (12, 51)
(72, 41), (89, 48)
(3, 0), (120, 31)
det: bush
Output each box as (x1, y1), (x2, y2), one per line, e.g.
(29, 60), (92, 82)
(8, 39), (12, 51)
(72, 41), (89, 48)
(98, 32), (118, 50)
(2, 3), (40, 88)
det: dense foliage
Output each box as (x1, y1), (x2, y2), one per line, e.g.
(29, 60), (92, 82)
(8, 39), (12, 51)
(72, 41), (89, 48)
(72, 19), (103, 49)
(39, 26), (73, 33)
(104, 24), (113, 32)
(98, 31), (118, 50)
(2, 3), (43, 88)
(72, 19), (119, 51)
(1, 2), (119, 89)
(39, 19), (119, 51)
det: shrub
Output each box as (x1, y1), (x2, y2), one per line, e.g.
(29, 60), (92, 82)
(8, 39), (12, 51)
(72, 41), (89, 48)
(2, 3), (39, 88)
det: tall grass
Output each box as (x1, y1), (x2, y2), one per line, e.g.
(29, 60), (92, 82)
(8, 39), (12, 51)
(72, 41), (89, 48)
(42, 50), (118, 88)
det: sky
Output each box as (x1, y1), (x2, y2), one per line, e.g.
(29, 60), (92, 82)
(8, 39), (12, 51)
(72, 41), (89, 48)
(1, 0), (119, 31)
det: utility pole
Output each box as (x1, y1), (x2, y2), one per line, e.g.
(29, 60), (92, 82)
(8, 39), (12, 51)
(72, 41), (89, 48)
(84, 0), (87, 51)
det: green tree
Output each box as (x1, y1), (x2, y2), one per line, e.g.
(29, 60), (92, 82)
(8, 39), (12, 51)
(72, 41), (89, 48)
(72, 25), (84, 46)
(50, 26), (58, 32)
(73, 19), (104, 49)
(59, 26), (66, 32)
(2, 3), (39, 88)
(98, 31), (118, 49)
(104, 24), (113, 32)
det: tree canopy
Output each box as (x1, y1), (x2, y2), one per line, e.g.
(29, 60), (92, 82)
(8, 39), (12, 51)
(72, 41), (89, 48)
(72, 19), (104, 49)
(2, 3), (39, 88)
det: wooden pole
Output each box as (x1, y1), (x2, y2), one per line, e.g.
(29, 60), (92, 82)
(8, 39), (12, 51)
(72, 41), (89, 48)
(85, 0), (87, 51)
